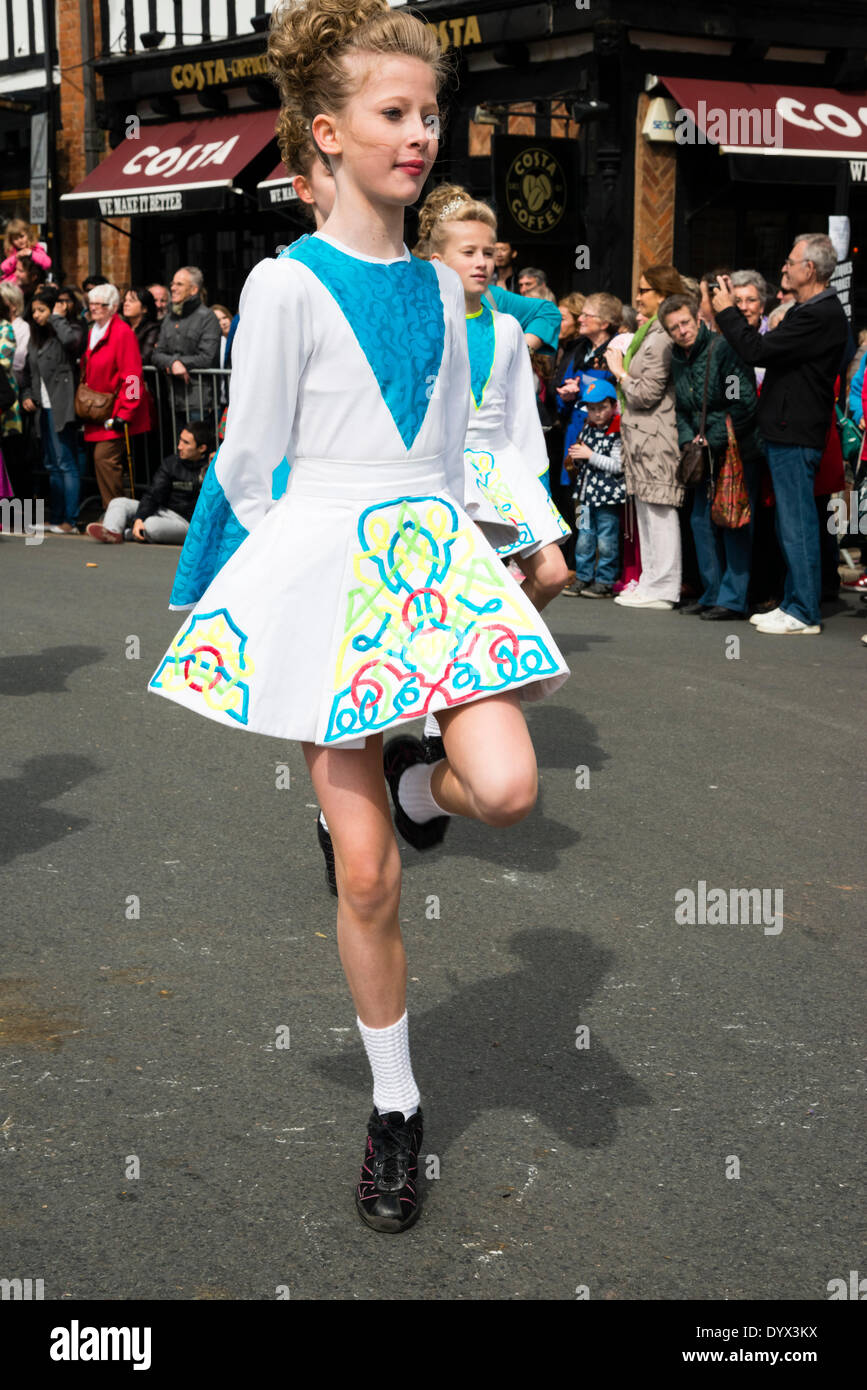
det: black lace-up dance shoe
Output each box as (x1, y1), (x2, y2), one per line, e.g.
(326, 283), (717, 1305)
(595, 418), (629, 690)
(355, 1107), (424, 1233)
(316, 813), (337, 896)
(383, 736), (449, 850)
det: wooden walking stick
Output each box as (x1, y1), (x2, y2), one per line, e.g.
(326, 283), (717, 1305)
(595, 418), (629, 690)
(123, 421), (135, 499)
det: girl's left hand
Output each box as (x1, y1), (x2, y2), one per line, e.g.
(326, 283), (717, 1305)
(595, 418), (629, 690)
(605, 347), (623, 377)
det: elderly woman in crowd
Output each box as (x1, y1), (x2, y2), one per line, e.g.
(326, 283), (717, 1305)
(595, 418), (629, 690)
(604, 264), (686, 609)
(79, 282), (154, 507)
(556, 294), (623, 473)
(660, 292), (764, 620)
(730, 271), (769, 387)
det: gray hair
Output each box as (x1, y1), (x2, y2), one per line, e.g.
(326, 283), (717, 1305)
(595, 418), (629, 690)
(792, 233), (837, 284)
(731, 269), (768, 299)
(767, 300), (794, 330)
(519, 267), (547, 285)
(658, 292), (699, 327)
(0, 282), (24, 316)
(180, 265), (204, 291)
(89, 282), (120, 311)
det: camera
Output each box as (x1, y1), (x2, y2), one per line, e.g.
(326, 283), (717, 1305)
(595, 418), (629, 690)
(707, 280), (720, 293)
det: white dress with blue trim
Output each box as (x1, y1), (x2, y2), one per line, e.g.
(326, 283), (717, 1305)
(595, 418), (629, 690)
(147, 232), (569, 747)
(465, 299), (571, 558)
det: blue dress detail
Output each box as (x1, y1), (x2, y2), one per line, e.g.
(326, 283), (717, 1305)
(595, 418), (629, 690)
(466, 303), (496, 410)
(271, 458), (291, 499)
(285, 236), (445, 452)
(169, 452), (249, 608)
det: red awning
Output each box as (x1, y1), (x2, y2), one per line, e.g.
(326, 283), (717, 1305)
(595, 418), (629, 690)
(257, 159), (301, 210)
(61, 108), (278, 218)
(660, 78), (867, 158)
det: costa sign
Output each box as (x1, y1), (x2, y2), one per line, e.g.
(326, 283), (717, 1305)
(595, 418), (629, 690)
(121, 137), (239, 180)
(661, 79), (867, 157)
(777, 96), (867, 140)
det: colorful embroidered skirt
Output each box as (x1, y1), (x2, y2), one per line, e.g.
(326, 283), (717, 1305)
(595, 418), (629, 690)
(148, 458), (570, 747)
(465, 440), (571, 559)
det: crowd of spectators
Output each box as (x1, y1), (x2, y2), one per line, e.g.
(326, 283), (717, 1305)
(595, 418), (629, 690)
(0, 220), (227, 542)
(0, 219), (864, 641)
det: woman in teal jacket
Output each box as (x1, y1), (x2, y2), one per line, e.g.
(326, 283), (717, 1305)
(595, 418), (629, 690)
(662, 293), (763, 619)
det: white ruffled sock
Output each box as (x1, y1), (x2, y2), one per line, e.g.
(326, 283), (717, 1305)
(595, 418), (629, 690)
(357, 1011), (420, 1119)
(423, 713), (441, 739)
(318, 810), (329, 832)
(398, 760), (451, 824)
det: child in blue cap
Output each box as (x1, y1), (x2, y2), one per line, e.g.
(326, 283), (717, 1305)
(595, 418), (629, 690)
(563, 376), (624, 597)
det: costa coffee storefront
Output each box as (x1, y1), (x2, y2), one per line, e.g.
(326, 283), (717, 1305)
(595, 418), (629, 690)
(649, 79), (867, 321)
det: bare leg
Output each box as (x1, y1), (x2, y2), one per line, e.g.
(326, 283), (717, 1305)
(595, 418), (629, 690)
(430, 691), (538, 827)
(517, 541), (570, 610)
(303, 735), (405, 1028)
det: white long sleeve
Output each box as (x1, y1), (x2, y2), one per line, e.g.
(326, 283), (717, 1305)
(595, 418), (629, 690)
(503, 321), (550, 478)
(216, 257), (312, 535)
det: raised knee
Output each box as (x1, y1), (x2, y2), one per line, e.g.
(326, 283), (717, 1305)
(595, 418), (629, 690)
(473, 767), (538, 827)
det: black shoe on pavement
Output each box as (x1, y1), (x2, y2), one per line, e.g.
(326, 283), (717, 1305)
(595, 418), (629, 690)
(580, 581), (613, 598)
(677, 599), (709, 615)
(316, 813), (338, 897)
(356, 1107), (424, 1233)
(383, 735), (449, 850)
(561, 578), (589, 597)
(699, 605), (747, 621)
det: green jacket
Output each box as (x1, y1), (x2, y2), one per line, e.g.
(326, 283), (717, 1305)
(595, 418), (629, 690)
(671, 322), (762, 460)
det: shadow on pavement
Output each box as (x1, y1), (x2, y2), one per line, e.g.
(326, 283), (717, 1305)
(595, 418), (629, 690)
(0, 754), (95, 866)
(314, 927), (651, 1156)
(0, 646), (105, 696)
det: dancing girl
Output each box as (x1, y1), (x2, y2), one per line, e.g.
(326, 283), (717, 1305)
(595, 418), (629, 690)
(148, 0), (569, 1233)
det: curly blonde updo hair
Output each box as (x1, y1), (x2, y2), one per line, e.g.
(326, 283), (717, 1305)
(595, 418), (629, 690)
(414, 183), (497, 259)
(268, 0), (447, 173)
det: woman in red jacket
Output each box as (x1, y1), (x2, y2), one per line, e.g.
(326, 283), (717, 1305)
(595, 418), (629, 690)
(79, 283), (155, 507)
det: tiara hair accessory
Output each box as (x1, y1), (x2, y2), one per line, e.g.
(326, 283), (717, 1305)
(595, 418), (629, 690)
(438, 197), (467, 220)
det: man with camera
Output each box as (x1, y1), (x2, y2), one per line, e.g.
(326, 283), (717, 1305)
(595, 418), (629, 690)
(711, 235), (848, 635)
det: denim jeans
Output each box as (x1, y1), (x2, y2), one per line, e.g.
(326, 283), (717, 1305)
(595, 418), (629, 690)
(42, 407), (80, 525)
(690, 451), (759, 612)
(764, 441), (822, 625)
(575, 503), (621, 584)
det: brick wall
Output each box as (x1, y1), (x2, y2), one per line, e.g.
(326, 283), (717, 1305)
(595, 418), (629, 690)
(631, 93), (677, 294)
(57, 0), (131, 289)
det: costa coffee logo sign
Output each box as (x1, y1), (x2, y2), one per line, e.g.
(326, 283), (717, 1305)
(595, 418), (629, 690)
(505, 146), (566, 234)
(121, 137), (239, 180)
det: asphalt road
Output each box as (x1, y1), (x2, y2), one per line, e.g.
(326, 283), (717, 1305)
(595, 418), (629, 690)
(1, 531), (864, 1302)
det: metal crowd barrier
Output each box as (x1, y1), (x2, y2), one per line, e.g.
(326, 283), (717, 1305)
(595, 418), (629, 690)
(137, 366), (230, 490)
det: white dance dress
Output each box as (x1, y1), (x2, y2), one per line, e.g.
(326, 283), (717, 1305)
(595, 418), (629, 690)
(464, 298), (571, 558)
(147, 232), (569, 748)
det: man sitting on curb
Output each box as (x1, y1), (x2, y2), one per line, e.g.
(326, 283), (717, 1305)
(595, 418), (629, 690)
(86, 421), (212, 544)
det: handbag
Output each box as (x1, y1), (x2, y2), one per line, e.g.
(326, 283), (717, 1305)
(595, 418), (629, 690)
(74, 379), (115, 422)
(711, 416), (752, 529)
(676, 337), (716, 487)
(74, 337), (116, 422)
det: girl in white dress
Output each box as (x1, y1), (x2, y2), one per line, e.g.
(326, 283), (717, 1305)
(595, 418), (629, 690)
(419, 184), (571, 608)
(147, 0), (569, 1234)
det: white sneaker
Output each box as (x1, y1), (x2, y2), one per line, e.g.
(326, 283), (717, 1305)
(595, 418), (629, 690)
(613, 592), (674, 610)
(754, 608), (821, 635)
(749, 606), (779, 626)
